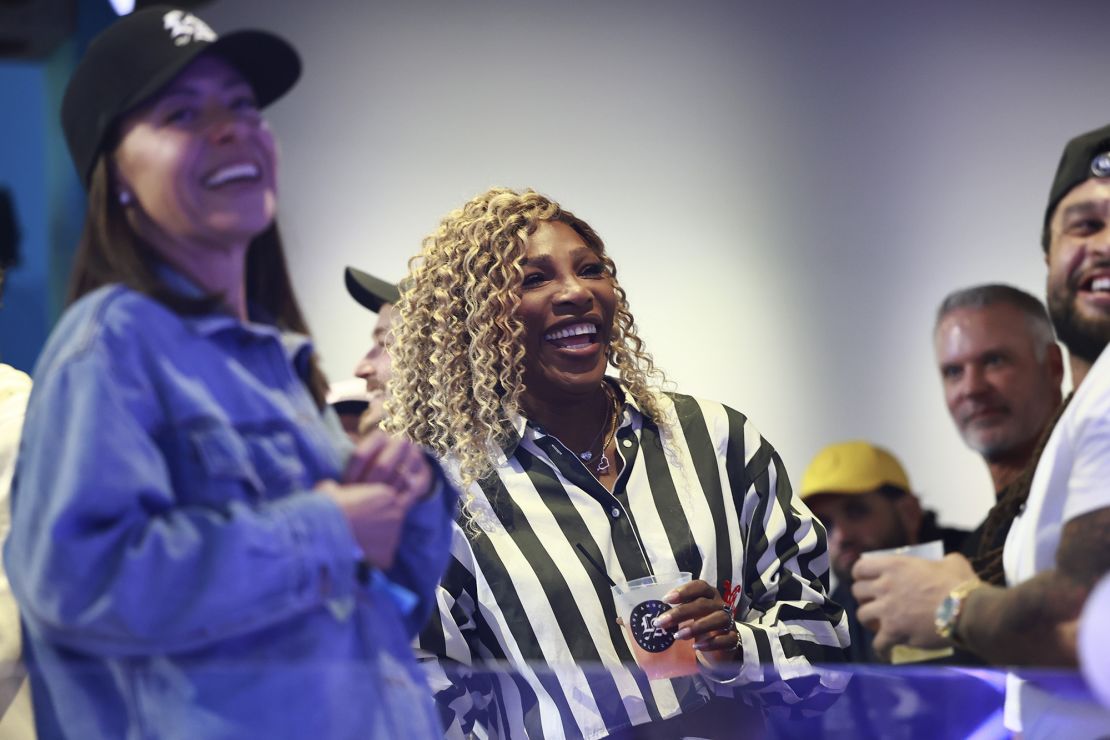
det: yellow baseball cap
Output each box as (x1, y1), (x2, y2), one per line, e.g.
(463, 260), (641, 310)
(799, 440), (911, 499)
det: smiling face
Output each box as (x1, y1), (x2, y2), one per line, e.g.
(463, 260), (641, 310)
(354, 302), (396, 432)
(111, 54), (278, 257)
(516, 220), (617, 406)
(1046, 178), (1110, 366)
(935, 303), (1062, 461)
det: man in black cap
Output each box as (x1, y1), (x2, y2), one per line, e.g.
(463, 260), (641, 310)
(853, 123), (1110, 735)
(342, 266), (400, 435)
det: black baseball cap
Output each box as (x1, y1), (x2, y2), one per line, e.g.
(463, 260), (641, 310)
(345, 267), (400, 313)
(61, 5), (301, 187)
(1043, 122), (1110, 246)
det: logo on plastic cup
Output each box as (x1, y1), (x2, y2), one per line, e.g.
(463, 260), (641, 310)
(630, 600), (675, 653)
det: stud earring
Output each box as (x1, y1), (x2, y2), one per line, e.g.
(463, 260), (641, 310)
(118, 191), (133, 206)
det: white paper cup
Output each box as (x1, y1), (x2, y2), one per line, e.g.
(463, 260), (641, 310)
(859, 539), (945, 561)
(860, 540), (950, 663)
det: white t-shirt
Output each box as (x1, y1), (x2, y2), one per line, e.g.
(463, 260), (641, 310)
(0, 363), (32, 641)
(1003, 347), (1110, 737)
(1079, 574), (1110, 709)
(0, 363), (32, 736)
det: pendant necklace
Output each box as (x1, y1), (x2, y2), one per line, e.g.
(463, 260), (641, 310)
(578, 387), (611, 464)
(581, 384), (619, 475)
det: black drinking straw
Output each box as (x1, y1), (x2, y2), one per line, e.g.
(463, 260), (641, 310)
(575, 542), (617, 588)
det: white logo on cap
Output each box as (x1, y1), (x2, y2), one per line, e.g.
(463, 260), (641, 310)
(163, 10), (217, 46)
(1091, 152), (1110, 178)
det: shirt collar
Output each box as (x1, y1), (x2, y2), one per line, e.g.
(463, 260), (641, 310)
(153, 260), (208, 300)
(497, 377), (642, 462)
(151, 260), (315, 376)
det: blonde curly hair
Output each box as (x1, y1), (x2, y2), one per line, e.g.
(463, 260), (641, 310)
(383, 188), (668, 514)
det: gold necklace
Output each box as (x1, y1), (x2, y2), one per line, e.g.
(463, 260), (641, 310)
(589, 384), (620, 475)
(578, 384), (613, 465)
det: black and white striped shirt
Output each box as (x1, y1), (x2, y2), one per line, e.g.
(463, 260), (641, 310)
(417, 384), (849, 739)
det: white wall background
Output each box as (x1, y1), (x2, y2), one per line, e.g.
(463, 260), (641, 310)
(205, 0), (1110, 528)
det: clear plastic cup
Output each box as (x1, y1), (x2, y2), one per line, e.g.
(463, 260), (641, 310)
(860, 540), (951, 663)
(611, 572), (698, 680)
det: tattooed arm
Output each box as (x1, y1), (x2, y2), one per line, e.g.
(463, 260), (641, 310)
(956, 505), (1110, 667)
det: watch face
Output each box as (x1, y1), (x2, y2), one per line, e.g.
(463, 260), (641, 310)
(935, 596), (958, 634)
(630, 600), (675, 653)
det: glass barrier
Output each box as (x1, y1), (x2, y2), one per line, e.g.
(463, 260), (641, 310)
(1, 659), (1107, 738)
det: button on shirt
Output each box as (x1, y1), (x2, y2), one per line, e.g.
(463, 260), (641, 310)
(417, 383), (849, 739)
(4, 279), (455, 739)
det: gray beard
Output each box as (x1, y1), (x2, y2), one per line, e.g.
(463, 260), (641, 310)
(966, 432), (1022, 463)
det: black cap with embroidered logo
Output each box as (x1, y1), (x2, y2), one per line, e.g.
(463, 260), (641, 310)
(1043, 122), (1110, 246)
(61, 5), (300, 187)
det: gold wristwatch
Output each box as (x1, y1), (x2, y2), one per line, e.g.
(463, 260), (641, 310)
(934, 578), (985, 645)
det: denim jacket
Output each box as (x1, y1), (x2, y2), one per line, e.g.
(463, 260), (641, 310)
(4, 278), (455, 739)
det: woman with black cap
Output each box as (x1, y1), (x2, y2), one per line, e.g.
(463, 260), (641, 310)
(3, 7), (452, 738)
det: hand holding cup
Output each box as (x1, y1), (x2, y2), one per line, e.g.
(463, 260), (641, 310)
(852, 551), (977, 661)
(653, 579), (739, 667)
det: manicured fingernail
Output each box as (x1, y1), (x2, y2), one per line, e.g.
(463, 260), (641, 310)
(663, 590), (680, 603)
(674, 628), (692, 640)
(652, 615), (671, 628)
